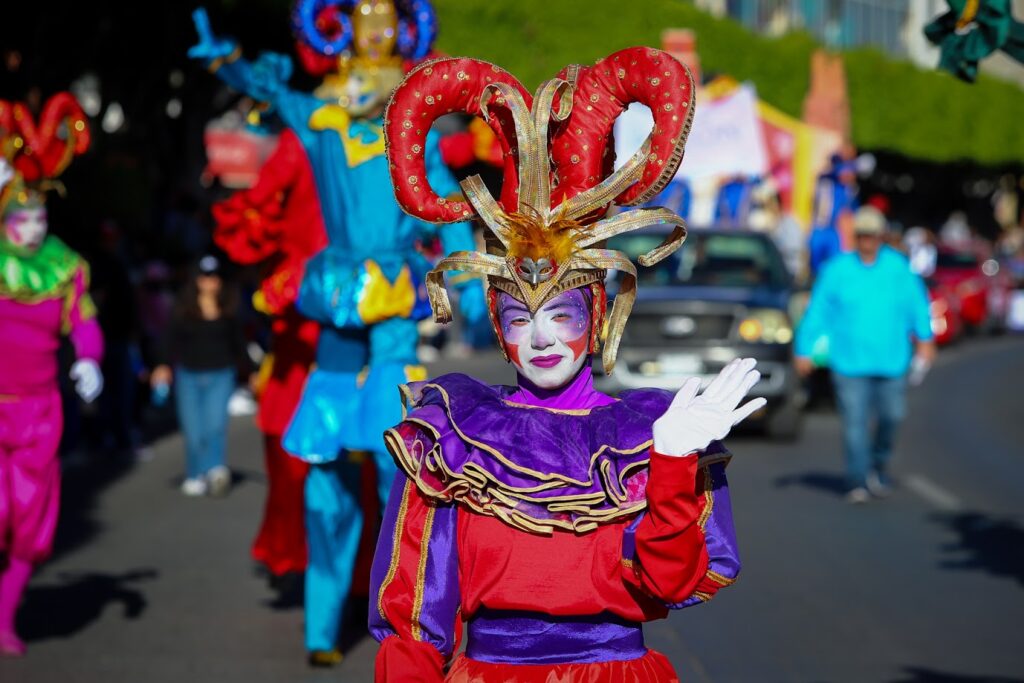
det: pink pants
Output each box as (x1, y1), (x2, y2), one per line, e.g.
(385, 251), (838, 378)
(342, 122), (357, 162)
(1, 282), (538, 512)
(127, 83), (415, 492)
(0, 392), (62, 565)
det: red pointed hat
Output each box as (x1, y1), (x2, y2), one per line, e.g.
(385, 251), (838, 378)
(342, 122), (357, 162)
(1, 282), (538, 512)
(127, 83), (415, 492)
(0, 92), (91, 214)
(384, 47), (696, 373)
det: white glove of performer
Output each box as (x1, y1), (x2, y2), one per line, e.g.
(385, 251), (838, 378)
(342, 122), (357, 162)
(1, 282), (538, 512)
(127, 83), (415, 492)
(70, 359), (104, 403)
(652, 358), (767, 457)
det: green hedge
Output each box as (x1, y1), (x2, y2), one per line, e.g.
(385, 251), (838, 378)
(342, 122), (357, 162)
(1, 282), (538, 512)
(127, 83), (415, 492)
(433, 0), (1024, 164)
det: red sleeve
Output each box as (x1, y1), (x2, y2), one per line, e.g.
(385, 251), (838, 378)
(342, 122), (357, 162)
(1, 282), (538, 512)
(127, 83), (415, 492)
(371, 474), (461, 682)
(211, 130), (307, 264)
(244, 130), (305, 206)
(627, 450), (710, 603)
(375, 636), (445, 683)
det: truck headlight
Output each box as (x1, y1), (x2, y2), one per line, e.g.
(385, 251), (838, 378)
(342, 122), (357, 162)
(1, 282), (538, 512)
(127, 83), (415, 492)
(738, 309), (792, 344)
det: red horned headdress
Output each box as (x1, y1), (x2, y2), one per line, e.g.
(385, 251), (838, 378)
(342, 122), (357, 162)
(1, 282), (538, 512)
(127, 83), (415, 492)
(0, 92), (91, 215)
(385, 47), (695, 372)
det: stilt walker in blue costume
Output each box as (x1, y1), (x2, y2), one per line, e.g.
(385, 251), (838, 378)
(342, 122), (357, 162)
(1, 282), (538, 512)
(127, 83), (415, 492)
(189, 0), (484, 666)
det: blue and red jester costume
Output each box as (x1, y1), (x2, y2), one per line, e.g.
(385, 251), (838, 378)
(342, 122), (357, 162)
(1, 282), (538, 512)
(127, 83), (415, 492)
(369, 48), (766, 682)
(189, 0), (486, 666)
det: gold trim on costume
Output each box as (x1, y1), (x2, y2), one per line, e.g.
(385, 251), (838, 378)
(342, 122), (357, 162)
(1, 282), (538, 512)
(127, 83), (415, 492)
(706, 570), (736, 587)
(499, 399), (609, 415)
(401, 382), (651, 488)
(375, 480), (412, 621)
(410, 505), (436, 641)
(697, 466), (714, 531)
(383, 384), (659, 535)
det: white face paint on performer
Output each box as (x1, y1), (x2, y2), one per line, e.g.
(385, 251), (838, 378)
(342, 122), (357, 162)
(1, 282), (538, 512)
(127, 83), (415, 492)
(3, 207), (48, 252)
(497, 289), (592, 390)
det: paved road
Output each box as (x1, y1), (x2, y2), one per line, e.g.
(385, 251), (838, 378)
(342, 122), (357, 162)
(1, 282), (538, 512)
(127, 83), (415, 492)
(3, 337), (1023, 682)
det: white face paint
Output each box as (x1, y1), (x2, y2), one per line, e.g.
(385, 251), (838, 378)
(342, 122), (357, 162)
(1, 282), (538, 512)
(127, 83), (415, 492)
(497, 289), (592, 390)
(3, 207), (48, 251)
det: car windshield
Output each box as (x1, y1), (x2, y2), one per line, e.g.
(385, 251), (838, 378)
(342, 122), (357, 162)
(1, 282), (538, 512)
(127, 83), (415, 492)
(936, 252), (978, 269)
(608, 231), (790, 289)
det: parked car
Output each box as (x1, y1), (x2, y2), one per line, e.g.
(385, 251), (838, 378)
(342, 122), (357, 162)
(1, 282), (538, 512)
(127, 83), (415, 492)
(597, 227), (803, 439)
(925, 278), (963, 346)
(932, 249), (1013, 331)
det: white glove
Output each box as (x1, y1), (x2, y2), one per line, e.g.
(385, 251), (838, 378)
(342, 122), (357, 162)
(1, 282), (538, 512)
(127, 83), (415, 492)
(0, 159), (13, 191)
(70, 359), (104, 403)
(652, 358), (767, 457)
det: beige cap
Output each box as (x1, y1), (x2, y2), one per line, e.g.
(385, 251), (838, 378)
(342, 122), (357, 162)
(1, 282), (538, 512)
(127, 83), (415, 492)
(853, 206), (887, 236)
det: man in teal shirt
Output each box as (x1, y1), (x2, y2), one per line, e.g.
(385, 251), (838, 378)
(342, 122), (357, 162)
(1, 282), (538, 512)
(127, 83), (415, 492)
(796, 207), (936, 503)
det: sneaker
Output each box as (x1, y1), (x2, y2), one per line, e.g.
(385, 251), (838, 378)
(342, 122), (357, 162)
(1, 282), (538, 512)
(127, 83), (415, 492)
(0, 630), (26, 657)
(308, 649), (343, 668)
(180, 477), (208, 497)
(845, 487), (871, 505)
(866, 472), (892, 498)
(206, 466), (231, 497)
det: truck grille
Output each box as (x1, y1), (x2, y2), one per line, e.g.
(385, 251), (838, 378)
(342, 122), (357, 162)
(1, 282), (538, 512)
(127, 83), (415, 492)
(623, 312), (735, 345)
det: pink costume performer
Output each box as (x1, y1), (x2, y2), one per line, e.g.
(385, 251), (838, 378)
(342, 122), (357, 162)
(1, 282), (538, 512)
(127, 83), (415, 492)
(0, 93), (102, 657)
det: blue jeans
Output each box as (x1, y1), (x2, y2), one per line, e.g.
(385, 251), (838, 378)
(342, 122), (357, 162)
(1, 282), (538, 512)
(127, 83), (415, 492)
(175, 366), (235, 479)
(832, 373), (907, 490)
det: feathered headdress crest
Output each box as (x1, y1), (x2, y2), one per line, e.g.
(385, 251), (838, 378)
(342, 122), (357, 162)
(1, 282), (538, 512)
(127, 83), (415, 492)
(384, 47), (696, 372)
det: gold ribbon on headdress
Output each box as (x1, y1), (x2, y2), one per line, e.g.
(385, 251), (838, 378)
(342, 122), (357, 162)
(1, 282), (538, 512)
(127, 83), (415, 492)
(426, 78), (689, 373)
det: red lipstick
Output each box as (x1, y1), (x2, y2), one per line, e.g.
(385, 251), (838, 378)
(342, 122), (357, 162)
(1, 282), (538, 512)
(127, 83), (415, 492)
(529, 354), (563, 368)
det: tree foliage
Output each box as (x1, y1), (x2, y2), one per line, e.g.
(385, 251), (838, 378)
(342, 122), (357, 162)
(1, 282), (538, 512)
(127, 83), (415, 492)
(433, 0), (1024, 164)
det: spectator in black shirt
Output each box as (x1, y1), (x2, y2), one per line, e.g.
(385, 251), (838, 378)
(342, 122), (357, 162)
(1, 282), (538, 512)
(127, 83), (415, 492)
(152, 255), (250, 496)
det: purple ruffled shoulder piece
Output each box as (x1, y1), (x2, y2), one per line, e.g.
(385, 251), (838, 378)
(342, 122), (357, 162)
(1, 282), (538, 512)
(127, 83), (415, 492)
(383, 373), (676, 534)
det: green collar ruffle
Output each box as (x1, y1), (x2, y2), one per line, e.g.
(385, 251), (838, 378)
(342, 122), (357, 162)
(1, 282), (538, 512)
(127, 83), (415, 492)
(0, 235), (83, 303)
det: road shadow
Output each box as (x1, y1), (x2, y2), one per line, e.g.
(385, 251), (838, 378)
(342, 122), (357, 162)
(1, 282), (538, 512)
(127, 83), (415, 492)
(16, 568), (158, 642)
(774, 471), (848, 497)
(261, 570), (304, 611)
(338, 595), (371, 655)
(931, 511), (1024, 588)
(52, 455), (136, 563)
(889, 667), (1024, 683)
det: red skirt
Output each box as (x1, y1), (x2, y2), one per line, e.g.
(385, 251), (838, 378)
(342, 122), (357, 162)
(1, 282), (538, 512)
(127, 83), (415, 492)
(444, 649), (680, 683)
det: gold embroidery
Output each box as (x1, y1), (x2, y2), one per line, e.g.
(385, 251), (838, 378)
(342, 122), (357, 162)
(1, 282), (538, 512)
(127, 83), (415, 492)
(384, 425), (650, 534)
(697, 466), (714, 530)
(410, 504), (436, 641)
(376, 481), (412, 621)
(499, 399), (609, 415)
(706, 570), (736, 587)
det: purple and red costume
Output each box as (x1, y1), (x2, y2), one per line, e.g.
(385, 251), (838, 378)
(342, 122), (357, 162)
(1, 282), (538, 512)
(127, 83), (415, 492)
(371, 46), (739, 680)
(370, 369), (739, 681)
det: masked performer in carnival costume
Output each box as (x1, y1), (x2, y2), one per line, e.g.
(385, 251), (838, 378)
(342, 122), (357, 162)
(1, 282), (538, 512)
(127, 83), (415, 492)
(0, 95), (102, 657)
(370, 49), (767, 682)
(212, 128), (327, 584)
(189, 0), (485, 664)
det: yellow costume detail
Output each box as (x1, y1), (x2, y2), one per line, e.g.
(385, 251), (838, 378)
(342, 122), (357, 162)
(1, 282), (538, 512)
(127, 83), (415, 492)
(357, 259), (418, 324)
(308, 105), (386, 167)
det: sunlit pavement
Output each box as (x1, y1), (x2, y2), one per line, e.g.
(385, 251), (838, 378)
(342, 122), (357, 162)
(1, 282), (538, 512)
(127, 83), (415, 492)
(3, 337), (1023, 682)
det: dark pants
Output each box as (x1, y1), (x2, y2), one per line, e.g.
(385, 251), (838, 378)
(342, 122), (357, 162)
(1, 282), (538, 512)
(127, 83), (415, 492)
(832, 373), (907, 490)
